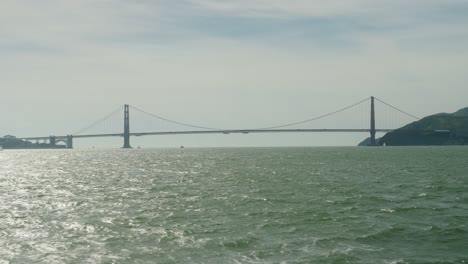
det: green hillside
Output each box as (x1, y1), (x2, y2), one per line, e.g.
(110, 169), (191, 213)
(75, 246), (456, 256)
(453, 107), (468, 116)
(378, 107), (468, 146)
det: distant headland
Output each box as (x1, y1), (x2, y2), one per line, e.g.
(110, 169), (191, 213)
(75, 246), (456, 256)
(0, 135), (66, 149)
(359, 107), (468, 146)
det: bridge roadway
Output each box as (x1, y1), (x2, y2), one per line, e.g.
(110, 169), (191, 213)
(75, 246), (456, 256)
(18, 128), (395, 141)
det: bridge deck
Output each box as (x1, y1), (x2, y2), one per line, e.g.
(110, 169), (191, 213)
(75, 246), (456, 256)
(18, 129), (394, 140)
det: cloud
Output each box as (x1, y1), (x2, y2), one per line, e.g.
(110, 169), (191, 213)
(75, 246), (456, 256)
(189, 0), (468, 18)
(0, 0), (165, 55)
(185, 0), (468, 42)
(188, 0), (374, 18)
(2, 0), (468, 54)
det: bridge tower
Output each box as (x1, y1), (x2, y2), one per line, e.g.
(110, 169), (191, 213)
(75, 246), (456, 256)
(123, 104), (131, 148)
(66, 135), (73, 149)
(369, 96), (377, 146)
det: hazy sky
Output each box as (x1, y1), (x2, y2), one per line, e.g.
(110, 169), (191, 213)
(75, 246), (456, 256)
(1, 0), (468, 147)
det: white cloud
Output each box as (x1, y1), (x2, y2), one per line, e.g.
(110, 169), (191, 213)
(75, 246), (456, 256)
(0, 0), (163, 53)
(188, 0), (375, 17)
(188, 0), (467, 18)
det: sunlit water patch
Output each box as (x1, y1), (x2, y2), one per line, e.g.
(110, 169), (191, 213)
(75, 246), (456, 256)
(1, 147), (467, 263)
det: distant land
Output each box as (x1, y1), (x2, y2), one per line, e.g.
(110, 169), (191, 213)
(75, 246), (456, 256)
(3, 107), (468, 148)
(0, 136), (66, 149)
(359, 107), (468, 146)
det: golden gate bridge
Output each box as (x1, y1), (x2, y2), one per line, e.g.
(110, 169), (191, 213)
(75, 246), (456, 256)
(17, 96), (420, 148)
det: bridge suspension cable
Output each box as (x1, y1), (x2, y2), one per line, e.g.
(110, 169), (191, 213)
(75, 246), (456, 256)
(254, 97), (371, 130)
(374, 97), (419, 120)
(73, 106), (122, 135)
(129, 105), (220, 131)
(66, 96), (421, 140)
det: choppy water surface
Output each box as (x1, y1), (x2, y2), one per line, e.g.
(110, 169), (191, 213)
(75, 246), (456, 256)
(0, 147), (467, 263)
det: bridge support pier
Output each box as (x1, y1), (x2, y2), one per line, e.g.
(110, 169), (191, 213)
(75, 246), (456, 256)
(49, 135), (56, 147)
(369, 96), (377, 146)
(66, 135), (73, 149)
(123, 104), (131, 148)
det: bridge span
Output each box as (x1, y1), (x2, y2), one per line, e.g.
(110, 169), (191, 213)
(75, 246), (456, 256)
(16, 96), (418, 148)
(18, 128), (395, 148)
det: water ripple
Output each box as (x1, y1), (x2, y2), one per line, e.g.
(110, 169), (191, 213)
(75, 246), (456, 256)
(1, 147), (467, 263)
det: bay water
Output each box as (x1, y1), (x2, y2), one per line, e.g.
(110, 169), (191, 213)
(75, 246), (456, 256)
(1, 147), (467, 263)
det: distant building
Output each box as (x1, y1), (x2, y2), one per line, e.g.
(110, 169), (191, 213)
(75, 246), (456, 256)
(3, 135), (16, 139)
